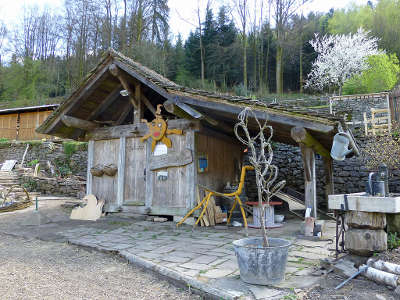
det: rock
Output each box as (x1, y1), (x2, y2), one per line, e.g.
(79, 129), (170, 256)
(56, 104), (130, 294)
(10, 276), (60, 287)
(394, 285), (400, 296)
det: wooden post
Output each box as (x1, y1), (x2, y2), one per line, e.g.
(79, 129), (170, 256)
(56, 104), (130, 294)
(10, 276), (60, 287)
(145, 139), (153, 210)
(300, 144), (317, 218)
(117, 136), (126, 208)
(323, 157), (334, 202)
(86, 140), (94, 195)
(133, 83), (143, 124)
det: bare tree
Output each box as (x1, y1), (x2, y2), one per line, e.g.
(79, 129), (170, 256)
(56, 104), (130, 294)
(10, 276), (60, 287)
(234, 107), (285, 247)
(234, 0), (248, 90)
(273, 0), (311, 94)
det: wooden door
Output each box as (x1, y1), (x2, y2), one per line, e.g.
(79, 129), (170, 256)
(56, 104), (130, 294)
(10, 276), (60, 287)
(146, 132), (196, 216)
(124, 137), (146, 205)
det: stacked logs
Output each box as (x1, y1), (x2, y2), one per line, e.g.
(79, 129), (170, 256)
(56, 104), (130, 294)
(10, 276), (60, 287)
(345, 211), (387, 256)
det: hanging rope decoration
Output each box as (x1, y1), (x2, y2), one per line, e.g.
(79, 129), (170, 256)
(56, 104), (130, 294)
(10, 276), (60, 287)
(141, 104), (183, 152)
(234, 107), (286, 247)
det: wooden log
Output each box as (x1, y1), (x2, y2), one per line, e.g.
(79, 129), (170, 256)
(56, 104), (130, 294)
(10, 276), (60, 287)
(291, 126), (330, 158)
(360, 265), (399, 288)
(61, 115), (99, 131)
(368, 259), (400, 276)
(345, 229), (387, 256)
(345, 211), (386, 229)
(85, 119), (200, 141)
(87, 84), (122, 120)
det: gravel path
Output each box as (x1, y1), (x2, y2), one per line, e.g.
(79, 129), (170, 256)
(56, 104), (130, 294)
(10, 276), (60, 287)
(0, 233), (199, 300)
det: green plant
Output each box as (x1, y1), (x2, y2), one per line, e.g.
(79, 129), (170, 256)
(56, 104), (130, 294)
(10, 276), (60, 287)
(63, 141), (87, 157)
(0, 138), (9, 144)
(388, 232), (400, 249)
(27, 159), (39, 167)
(283, 294), (297, 300)
(23, 178), (38, 191)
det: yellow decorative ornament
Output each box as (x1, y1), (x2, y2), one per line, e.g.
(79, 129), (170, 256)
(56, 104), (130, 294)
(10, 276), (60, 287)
(141, 104), (183, 152)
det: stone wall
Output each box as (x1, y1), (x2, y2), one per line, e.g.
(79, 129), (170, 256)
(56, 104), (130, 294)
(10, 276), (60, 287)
(244, 139), (400, 207)
(20, 175), (86, 198)
(0, 140), (88, 177)
(331, 95), (388, 136)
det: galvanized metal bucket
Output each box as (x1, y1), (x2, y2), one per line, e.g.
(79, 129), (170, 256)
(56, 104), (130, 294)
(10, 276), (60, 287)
(233, 237), (291, 285)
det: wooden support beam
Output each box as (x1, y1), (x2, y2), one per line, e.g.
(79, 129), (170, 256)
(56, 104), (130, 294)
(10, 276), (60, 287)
(164, 99), (233, 134)
(291, 126), (330, 158)
(133, 83), (143, 123)
(61, 115), (99, 131)
(114, 101), (132, 125)
(323, 157), (334, 202)
(87, 84), (122, 120)
(109, 64), (138, 109)
(300, 144), (317, 218)
(85, 119), (201, 141)
(137, 86), (156, 116)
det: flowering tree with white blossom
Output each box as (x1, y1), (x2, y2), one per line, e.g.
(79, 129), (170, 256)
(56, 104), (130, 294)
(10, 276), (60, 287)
(305, 28), (382, 95)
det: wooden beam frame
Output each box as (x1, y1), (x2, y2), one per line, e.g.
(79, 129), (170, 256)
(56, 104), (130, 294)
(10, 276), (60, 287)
(114, 101), (133, 125)
(109, 64), (138, 109)
(61, 115), (99, 131)
(109, 64), (156, 118)
(87, 84), (122, 120)
(290, 126), (330, 158)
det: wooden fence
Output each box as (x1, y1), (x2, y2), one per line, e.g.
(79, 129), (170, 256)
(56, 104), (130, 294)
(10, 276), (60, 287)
(0, 110), (53, 140)
(363, 108), (391, 136)
(389, 88), (400, 122)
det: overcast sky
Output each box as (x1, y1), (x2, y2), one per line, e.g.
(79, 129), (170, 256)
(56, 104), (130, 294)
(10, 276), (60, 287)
(0, 0), (377, 40)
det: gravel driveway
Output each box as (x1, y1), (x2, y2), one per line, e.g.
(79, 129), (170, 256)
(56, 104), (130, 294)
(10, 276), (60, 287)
(0, 233), (199, 300)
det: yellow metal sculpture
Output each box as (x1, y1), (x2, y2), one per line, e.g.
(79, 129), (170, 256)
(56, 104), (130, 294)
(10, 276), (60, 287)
(177, 165), (254, 232)
(141, 104), (183, 152)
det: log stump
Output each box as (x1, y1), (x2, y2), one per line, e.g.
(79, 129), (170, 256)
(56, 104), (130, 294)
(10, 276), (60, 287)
(345, 211), (387, 256)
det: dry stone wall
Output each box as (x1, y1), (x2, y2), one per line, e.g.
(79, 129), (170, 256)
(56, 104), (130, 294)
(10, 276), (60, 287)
(0, 140), (87, 177)
(244, 139), (400, 207)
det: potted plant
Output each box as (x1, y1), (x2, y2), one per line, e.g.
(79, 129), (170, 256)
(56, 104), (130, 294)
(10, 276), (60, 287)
(232, 107), (290, 285)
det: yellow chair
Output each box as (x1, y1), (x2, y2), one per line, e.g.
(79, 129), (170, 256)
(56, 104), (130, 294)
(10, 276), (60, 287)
(176, 165), (254, 231)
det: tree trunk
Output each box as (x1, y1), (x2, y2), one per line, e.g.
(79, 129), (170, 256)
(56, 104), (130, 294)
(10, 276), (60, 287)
(243, 33), (247, 90)
(276, 44), (283, 94)
(299, 46), (303, 93)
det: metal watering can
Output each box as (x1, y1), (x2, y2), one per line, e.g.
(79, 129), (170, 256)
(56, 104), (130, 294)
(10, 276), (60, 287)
(330, 132), (354, 161)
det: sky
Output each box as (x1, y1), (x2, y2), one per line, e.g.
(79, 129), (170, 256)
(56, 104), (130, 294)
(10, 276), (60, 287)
(0, 0), (377, 40)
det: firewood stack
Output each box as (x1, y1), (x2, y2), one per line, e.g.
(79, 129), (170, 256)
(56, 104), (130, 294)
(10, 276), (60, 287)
(196, 189), (227, 226)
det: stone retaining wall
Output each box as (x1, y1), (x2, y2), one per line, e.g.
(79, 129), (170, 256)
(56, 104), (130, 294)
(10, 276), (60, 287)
(0, 140), (87, 177)
(20, 175), (86, 198)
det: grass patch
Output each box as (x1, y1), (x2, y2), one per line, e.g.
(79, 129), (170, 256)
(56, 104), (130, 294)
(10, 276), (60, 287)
(108, 221), (131, 227)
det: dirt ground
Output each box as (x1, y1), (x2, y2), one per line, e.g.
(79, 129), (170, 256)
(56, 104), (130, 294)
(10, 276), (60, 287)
(0, 233), (199, 300)
(304, 250), (400, 300)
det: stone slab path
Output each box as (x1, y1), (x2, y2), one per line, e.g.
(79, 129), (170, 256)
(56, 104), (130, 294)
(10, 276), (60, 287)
(0, 200), (337, 299)
(64, 219), (337, 299)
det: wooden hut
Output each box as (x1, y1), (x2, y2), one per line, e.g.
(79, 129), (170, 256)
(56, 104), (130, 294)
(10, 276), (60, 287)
(37, 50), (358, 217)
(0, 104), (58, 140)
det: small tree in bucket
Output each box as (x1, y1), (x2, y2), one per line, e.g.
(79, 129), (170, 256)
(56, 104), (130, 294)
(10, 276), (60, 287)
(234, 107), (286, 247)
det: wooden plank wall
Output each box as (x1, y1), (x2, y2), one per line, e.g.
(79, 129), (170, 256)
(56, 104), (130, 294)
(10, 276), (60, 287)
(0, 111), (53, 140)
(0, 113), (18, 139)
(19, 111), (53, 140)
(124, 137), (146, 205)
(92, 139), (119, 211)
(196, 133), (243, 193)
